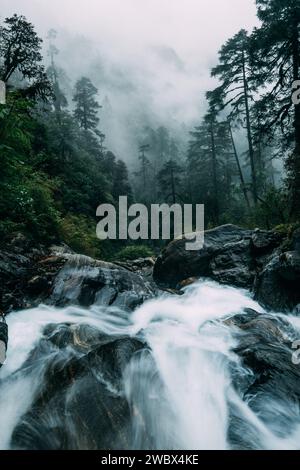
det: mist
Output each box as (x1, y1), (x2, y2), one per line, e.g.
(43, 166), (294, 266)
(1, 0), (259, 164)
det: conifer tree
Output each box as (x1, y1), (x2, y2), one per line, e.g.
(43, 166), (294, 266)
(73, 77), (101, 132)
(208, 30), (258, 204)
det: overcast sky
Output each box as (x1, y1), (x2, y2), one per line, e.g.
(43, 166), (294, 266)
(1, 0), (259, 161)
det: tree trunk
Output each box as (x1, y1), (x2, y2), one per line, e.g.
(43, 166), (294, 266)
(229, 122), (251, 210)
(242, 50), (258, 205)
(170, 161), (176, 204)
(142, 153), (146, 188)
(209, 119), (219, 224)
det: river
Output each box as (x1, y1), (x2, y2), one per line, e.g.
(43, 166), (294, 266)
(0, 280), (300, 450)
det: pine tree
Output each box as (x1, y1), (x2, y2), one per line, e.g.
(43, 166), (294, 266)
(47, 29), (68, 116)
(138, 144), (151, 190)
(158, 159), (182, 204)
(73, 77), (101, 132)
(186, 114), (236, 225)
(156, 126), (170, 163)
(112, 159), (133, 203)
(251, 0), (300, 218)
(0, 14), (51, 99)
(208, 30), (258, 204)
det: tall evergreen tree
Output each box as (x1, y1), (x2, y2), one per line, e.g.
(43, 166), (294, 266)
(73, 77), (101, 132)
(138, 144), (151, 190)
(0, 14), (51, 99)
(158, 159), (182, 204)
(47, 30), (68, 116)
(112, 159), (133, 203)
(186, 114), (236, 225)
(156, 126), (170, 162)
(208, 30), (258, 204)
(251, 0), (300, 217)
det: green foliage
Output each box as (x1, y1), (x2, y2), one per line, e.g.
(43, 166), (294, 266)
(186, 114), (237, 226)
(114, 245), (154, 261)
(0, 14), (43, 82)
(0, 14), (133, 256)
(1, 8), (299, 258)
(249, 187), (289, 229)
(0, 14), (51, 100)
(158, 159), (183, 204)
(58, 214), (102, 258)
(73, 77), (101, 132)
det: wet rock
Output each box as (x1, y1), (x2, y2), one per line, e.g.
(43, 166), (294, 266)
(27, 275), (52, 295)
(227, 309), (300, 449)
(115, 257), (155, 274)
(0, 238), (71, 313)
(293, 304), (300, 315)
(254, 251), (300, 312)
(0, 250), (34, 312)
(153, 225), (249, 288)
(224, 308), (261, 328)
(229, 311), (300, 442)
(209, 238), (254, 288)
(50, 254), (158, 311)
(250, 228), (282, 254)
(0, 236), (157, 313)
(11, 323), (145, 450)
(178, 277), (199, 289)
(292, 228), (300, 253)
(153, 225), (282, 290)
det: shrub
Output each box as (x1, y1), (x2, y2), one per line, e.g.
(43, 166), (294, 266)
(114, 245), (154, 261)
(58, 214), (102, 258)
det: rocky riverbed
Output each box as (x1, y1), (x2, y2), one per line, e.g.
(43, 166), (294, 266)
(1, 225), (300, 450)
(1, 224), (300, 314)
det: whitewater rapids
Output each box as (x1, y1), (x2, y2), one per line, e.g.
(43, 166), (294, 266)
(0, 280), (300, 450)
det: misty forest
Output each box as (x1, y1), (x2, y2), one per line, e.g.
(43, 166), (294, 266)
(1, 3), (300, 258)
(1, 0), (300, 452)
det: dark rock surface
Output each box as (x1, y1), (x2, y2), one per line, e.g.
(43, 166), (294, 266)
(11, 323), (145, 450)
(0, 235), (56, 313)
(153, 224), (283, 291)
(254, 251), (300, 312)
(153, 223), (300, 312)
(50, 254), (158, 311)
(0, 238), (157, 314)
(1, 224), (299, 314)
(228, 310), (300, 447)
(8, 307), (300, 450)
(153, 225), (251, 288)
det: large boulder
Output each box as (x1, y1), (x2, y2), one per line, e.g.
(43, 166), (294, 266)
(227, 310), (300, 448)
(0, 235), (50, 313)
(153, 225), (283, 290)
(9, 306), (300, 450)
(10, 323), (144, 450)
(254, 251), (300, 312)
(50, 253), (158, 311)
(0, 238), (158, 313)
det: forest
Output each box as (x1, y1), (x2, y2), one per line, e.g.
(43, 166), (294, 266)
(1, 0), (300, 260)
(2, 0), (300, 454)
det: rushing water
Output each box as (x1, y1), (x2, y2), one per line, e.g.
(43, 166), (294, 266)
(0, 279), (300, 450)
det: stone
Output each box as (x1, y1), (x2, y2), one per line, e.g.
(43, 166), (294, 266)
(153, 225), (283, 290)
(11, 323), (145, 450)
(254, 251), (300, 312)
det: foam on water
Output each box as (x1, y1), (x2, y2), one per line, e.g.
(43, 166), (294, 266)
(0, 280), (299, 450)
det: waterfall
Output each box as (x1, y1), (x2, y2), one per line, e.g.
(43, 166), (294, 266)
(0, 279), (300, 450)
